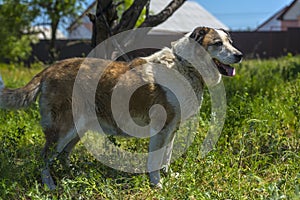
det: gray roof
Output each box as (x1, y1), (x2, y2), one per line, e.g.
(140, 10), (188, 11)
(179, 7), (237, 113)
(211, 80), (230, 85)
(150, 0), (228, 34)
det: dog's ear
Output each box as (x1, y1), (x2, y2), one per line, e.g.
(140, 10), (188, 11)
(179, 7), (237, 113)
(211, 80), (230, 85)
(219, 28), (232, 41)
(189, 27), (210, 44)
(219, 28), (229, 36)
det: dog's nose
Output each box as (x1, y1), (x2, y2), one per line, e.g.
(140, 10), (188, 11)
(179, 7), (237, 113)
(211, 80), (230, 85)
(234, 53), (243, 62)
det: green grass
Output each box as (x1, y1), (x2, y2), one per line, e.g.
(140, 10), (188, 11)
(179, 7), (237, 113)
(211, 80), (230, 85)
(0, 56), (299, 199)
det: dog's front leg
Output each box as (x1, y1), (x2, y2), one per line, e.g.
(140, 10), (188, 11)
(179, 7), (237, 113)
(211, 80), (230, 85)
(161, 135), (175, 175)
(147, 135), (166, 188)
(147, 128), (176, 188)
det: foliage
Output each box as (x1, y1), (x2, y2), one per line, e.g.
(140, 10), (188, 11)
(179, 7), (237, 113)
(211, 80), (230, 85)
(0, 56), (299, 199)
(31, 0), (87, 35)
(0, 0), (38, 62)
(31, 0), (88, 60)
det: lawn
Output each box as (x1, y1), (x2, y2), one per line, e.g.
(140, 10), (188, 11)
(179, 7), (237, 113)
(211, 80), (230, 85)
(0, 56), (299, 199)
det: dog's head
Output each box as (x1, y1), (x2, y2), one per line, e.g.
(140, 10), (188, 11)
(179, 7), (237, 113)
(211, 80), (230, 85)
(189, 27), (243, 76)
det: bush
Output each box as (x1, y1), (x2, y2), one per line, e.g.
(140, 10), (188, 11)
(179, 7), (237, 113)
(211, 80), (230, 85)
(0, 0), (39, 62)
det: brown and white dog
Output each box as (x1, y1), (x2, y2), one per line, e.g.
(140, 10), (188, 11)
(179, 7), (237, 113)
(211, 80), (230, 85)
(0, 27), (242, 189)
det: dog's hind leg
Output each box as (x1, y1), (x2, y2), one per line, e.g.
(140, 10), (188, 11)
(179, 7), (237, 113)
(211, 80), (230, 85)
(41, 127), (60, 190)
(41, 126), (80, 190)
(0, 72), (4, 91)
(58, 135), (80, 167)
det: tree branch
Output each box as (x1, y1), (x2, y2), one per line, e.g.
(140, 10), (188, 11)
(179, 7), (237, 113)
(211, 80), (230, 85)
(113, 0), (149, 33)
(140, 0), (186, 28)
(145, 0), (150, 20)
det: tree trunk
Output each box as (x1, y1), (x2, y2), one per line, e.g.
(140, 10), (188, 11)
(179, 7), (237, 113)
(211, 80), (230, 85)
(88, 0), (118, 48)
(50, 19), (59, 62)
(89, 0), (186, 59)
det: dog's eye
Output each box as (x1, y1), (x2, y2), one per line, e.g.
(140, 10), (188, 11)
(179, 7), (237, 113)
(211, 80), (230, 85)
(214, 41), (223, 46)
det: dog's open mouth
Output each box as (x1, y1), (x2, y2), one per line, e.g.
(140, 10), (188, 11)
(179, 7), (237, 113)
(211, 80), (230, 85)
(213, 59), (235, 77)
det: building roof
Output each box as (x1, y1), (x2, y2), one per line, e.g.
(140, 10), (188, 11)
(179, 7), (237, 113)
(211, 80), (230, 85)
(149, 0), (228, 34)
(277, 0), (299, 20)
(255, 7), (287, 31)
(68, 0), (228, 38)
(256, 0), (300, 31)
(68, 2), (96, 32)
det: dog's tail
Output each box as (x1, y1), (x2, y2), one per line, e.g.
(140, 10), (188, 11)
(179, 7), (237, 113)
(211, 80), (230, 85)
(0, 71), (43, 109)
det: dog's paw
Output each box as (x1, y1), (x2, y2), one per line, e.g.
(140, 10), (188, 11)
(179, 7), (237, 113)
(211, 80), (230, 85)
(150, 182), (163, 189)
(41, 169), (56, 190)
(171, 171), (180, 178)
(162, 167), (180, 178)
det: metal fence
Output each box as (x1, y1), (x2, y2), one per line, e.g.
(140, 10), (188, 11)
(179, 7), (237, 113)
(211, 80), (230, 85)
(28, 28), (300, 64)
(230, 28), (300, 59)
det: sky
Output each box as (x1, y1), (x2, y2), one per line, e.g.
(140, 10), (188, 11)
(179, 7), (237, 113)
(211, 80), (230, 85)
(194, 0), (294, 30)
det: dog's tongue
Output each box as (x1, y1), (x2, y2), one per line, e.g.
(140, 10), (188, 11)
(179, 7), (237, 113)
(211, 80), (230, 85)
(223, 64), (235, 76)
(213, 59), (235, 76)
(213, 59), (236, 77)
(216, 63), (235, 76)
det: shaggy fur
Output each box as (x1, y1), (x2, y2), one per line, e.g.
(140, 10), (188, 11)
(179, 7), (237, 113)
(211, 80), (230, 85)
(0, 27), (242, 189)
